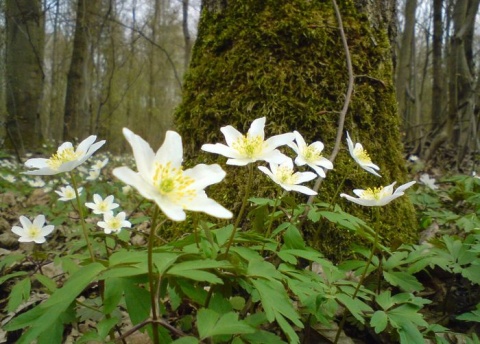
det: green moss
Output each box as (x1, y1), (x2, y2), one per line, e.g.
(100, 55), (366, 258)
(174, 0), (417, 260)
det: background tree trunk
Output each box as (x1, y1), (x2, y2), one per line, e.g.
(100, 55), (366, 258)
(63, 0), (101, 141)
(175, 0), (417, 259)
(5, 0), (44, 156)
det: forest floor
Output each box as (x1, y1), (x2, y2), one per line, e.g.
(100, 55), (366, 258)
(0, 148), (479, 343)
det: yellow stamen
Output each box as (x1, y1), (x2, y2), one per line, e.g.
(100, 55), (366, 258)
(152, 162), (195, 204)
(108, 218), (122, 231)
(231, 135), (264, 158)
(47, 147), (82, 170)
(303, 145), (322, 162)
(361, 187), (384, 200)
(276, 166), (298, 185)
(28, 226), (40, 238)
(353, 146), (372, 164)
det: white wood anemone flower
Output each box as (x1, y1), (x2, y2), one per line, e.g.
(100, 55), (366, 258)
(201, 117), (295, 166)
(340, 181), (416, 206)
(24, 135), (106, 175)
(55, 185), (83, 202)
(258, 158), (318, 195)
(419, 174), (438, 190)
(288, 131), (333, 178)
(86, 194), (119, 215)
(97, 212), (131, 234)
(113, 128), (233, 221)
(11, 215), (55, 244)
(346, 131), (381, 177)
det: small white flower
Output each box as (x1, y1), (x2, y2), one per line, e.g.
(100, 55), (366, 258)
(27, 177), (46, 188)
(340, 181), (416, 207)
(258, 158), (317, 195)
(1, 174), (16, 183)
(288, 131), (333, 177)
(201, 117), (295, 166)
(419, 174), (438, 190)
(97, 211), (131, 234)
(92, 158), (109, 170)
(113, 128), (233, 221)
(86, 169), (101, 181)
(23, 135), (105, 175)
(55, 185), (83, 201)
(85, 194), (119, 215)
(408, 155), (419, 162)
(11, 215), (55, 244)
(122, 185), (132, 194)
(346, 131), (381, 177)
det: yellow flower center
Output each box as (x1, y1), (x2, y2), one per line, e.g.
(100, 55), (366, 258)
(361, 187), (384, 200)
(152, 162), (195, 203)
(353, 146), (372, 164)
(28, 225), (41, 238)
(231, 135), (264, 158)
(108, 218), (122, 231)
(99, 201), (109, 212)
(47, 147), (82, 170)
(276, 166), (298, 185)
(303, 146), (322, 162)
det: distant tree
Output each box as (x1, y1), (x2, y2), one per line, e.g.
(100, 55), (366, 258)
(63, 0), (101, 141)
(5, 0), (44, 156)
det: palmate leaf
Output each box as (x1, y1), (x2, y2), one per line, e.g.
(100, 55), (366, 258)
(197, 309), (255, 339)
(251, 279), (303, 344)
(383, 271), (423, 292)
(4, 262), (105, 344)
(371, 310), (388, 333)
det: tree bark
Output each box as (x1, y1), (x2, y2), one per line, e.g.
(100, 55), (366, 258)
(5, 0), (44, 155)
(175, 0), (417, 259)
(63, 0), (101, 141)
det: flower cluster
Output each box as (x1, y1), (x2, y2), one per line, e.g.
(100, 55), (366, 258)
(202, 117), (333, 196)
(85, 194), (130, 234)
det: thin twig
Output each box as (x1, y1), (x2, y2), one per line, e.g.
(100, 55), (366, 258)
(307, 0), (354, 203)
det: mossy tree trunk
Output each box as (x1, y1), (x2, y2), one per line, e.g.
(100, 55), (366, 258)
(175, 0), (417, 259)
(5, 0), (44, 156)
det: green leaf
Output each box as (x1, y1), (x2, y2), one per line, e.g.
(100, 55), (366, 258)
(375, 290), (394, 311)
(197, 309), (254, 339)
(388, 304), (428, 328)
(172, 337), (199, 344)
(7, 278), (31, 312)
(103, 277), (124, 314)
(371, 310), (388, 333)
(0, 271), (28, 285)
(283, 224), (305, 249)
(153, 252), (180, 275)
(247, 259), (283, 281)
(383, 271), (423, 292)
(251, 279), (303, 328)
(0, 253), (25, 270)
(97, 316), (119, 339)
(124, 280), (151, 325)
(335, 293), (373, 324)
(457, 309), (480, 322)
(397, 321), (425, 344)
(34, 273), (57, 293)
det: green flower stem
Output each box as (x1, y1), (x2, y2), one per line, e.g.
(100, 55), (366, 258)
(148, 206), (160, 344)
(333, 207), (380, 344)
(224, 164), (254, 255)
(70, 172), (95, 262)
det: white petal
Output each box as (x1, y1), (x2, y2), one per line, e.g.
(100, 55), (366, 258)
(40, 225), (55, 237)
(122, 128), (155, 180)
(93, 194), (102, 203)
(294, 155), (308, 167)
(294, 171), (317, 184)
(394, 181), (416, 194)
(76, 135), (97, 153)
(201, 143), (241, 159)
(154, 197), (186, 221)
(258, 166), (274, 179)
(362, 166), (381, 177)
(186, 193), (233, 218)
(288, 141), (300, 155)
(33, 237), (46, 244)
(221, 125), (244, 147)
(285, 184), (317, 195)
(264, 133), (295, 151)
(247, 117), (266, 140)
(293, 131), (307, 149)
(309, 141), (325, 152)
(23, 167), (58, 176)
(155, 131), (183, 168)
(261, 150), (291, 164)
(184, 164), (226, 190)
(33, 215), (46, 228)
(11, 226), (26, 236)
(346, 132), (354, 153)
(24, 158), (49, 169)
(226, 158), (253, 166)
(19, 216), (32, 229)
(113, 167), (159, 201)
(314, 157), (333, 170)
(340, 193), (376, 206)
(80, 140), (106, 163)
(308, 163), (326, 177)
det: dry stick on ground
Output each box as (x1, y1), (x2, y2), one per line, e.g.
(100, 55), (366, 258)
(307, 0), (354, 204)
